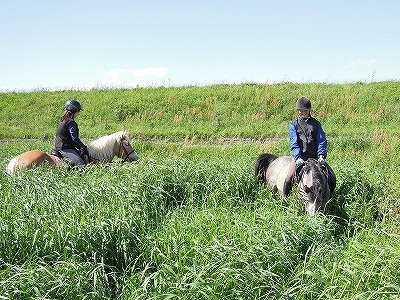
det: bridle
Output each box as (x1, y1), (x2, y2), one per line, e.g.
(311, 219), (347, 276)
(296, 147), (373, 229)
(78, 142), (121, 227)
(119, 136), (136, 162)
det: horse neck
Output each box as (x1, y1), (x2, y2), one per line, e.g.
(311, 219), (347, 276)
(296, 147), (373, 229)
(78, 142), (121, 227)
(301, 163), (320, 183)
(300, 164), (328, 193)
(88, 135), (119, 162)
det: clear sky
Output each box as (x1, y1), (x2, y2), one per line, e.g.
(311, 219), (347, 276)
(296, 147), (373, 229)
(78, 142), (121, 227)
(1, 0), (399, 91)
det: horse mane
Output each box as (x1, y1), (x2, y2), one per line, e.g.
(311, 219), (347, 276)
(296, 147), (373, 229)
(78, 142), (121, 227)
(87, 131), (127, 162)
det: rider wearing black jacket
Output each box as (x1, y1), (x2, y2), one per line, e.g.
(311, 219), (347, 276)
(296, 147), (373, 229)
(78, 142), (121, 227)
(54, 99), (89, 166)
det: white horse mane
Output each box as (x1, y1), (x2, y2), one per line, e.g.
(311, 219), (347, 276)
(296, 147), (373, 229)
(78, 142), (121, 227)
(87, 131), (128, 162)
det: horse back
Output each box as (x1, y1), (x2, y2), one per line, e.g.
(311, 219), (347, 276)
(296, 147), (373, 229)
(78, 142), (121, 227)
(7, 150), (55, 175)
(267, 156), (293, 196)
(18, 150), (52, 165)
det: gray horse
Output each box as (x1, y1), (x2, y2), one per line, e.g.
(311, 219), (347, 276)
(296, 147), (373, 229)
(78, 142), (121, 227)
(255, 153), (336, 216)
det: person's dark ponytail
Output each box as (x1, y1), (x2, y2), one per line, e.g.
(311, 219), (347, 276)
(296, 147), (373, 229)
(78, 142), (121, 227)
(61, 111), (74, 123)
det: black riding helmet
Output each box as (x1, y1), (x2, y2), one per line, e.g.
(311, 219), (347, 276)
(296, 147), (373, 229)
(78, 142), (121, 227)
(64, 99), (83, 113)
(296, 97), (311, 110)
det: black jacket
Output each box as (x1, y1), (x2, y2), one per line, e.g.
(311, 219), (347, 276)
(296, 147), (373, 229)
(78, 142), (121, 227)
(54, 117), (86, 151)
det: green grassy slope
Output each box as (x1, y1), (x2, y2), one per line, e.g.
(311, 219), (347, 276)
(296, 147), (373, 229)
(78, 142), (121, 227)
(1, 81), (399, 139)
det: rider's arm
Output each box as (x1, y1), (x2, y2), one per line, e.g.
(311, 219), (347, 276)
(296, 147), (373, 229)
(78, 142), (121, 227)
(316, 122), (327, 158)
(289, 121), (301, 160)
(67, 122), (86, 149)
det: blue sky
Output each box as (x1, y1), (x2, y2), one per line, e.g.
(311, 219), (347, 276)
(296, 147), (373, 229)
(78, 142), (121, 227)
(1, 1), (399, 91)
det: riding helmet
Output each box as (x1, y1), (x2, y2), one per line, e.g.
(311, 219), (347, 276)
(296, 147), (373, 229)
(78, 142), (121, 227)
(64, 99), (83, 112)
(296, 97), (311, 110)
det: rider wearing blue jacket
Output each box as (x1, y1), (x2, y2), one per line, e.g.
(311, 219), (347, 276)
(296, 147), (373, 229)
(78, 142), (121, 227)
(289, 97), (327, 164)
(286, 97), (328, 188)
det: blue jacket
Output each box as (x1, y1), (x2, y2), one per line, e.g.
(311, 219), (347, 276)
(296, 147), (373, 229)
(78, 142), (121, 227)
(289, 116), (327, 160)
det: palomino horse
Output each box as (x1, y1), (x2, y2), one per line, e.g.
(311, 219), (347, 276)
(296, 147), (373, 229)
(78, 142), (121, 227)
(255, 153), (336, 216)
(6, 131), (138, 176)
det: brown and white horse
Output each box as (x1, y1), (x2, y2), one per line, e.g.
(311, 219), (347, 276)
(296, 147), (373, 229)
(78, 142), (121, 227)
(6, 131), (138, 176)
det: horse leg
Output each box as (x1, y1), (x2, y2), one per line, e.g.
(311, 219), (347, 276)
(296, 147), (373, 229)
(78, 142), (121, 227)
(325, 163), (336, 195)
(283, 158), (296, 196)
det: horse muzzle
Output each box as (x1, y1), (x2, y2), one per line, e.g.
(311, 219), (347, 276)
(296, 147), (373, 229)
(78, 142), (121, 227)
(304, 201), (318, 216)
(125, 151), (139, 162)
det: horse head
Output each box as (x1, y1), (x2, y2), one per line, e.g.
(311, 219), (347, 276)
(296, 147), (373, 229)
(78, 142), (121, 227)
(298, 159), (330, 216)
(117, 131), (139, 162)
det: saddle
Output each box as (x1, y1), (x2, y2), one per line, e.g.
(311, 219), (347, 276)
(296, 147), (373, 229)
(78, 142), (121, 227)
(50, 148), (62, 158)
(50, 148), (90, 164)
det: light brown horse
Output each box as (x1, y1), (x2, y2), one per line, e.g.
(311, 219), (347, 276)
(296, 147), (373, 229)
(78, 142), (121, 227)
(6, 131), (138, 176)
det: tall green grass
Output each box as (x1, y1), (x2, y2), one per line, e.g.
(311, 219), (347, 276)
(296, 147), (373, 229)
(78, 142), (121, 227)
(1, 135), (400, 299)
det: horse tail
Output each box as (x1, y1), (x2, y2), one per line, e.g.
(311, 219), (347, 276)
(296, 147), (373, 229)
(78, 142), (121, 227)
(255, 153), (278, 183)
(6, 157), (17, 176)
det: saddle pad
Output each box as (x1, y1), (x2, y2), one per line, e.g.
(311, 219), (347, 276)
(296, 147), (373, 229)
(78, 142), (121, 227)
(49, 155), (63, 166)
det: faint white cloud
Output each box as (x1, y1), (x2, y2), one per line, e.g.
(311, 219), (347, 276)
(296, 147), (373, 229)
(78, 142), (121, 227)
(347, 59), (376, 68)
(89, 79), (166, 89)
(131, 67), (168, 77)
(104, 68), (127, 77)
(102, 67), (169, 79)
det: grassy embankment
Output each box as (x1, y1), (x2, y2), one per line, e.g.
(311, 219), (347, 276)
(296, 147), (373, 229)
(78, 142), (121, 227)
(1, 81), (400, 299)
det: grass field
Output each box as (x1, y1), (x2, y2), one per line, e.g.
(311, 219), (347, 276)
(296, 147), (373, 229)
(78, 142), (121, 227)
(1, 82), (400, 299)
